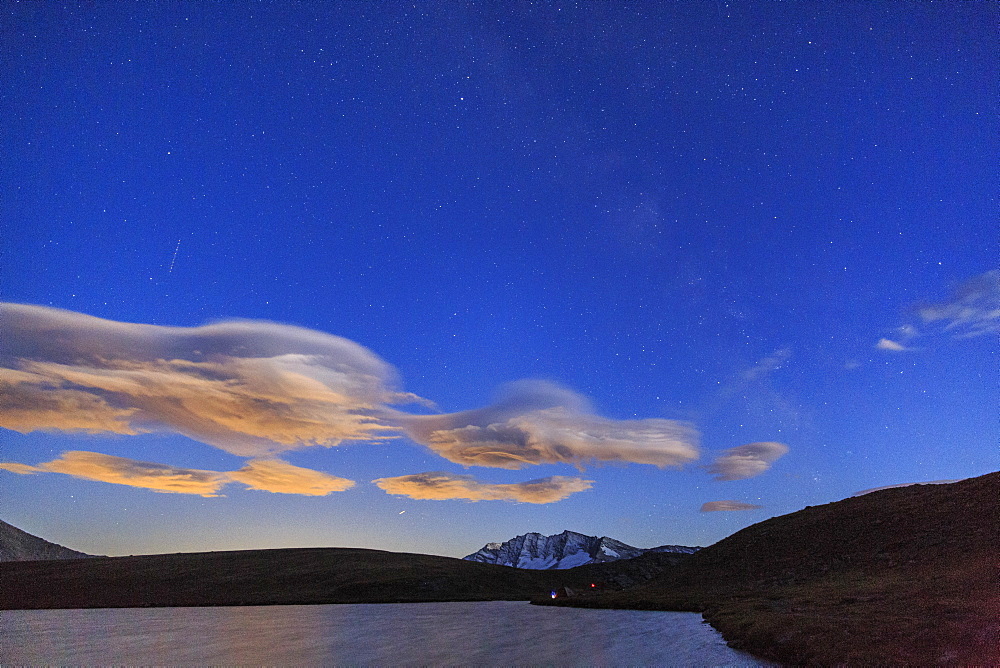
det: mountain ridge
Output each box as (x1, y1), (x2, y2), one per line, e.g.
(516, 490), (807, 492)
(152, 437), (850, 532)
(463, 529), (699, 569)
(0, 520), (92, 562)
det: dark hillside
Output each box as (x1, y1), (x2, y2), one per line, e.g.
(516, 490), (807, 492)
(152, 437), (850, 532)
(539, 471), (1000, 665)
(554, 550), (691, 590)
(0, 520), (92, 562)
(0, 548), (543, 609)
(0, 544), (686, 610)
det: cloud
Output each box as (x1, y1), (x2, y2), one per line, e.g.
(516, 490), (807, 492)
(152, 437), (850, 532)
(875, 324), (920, 352)
(878, 270), (1000, 350)
(373, 471), (594, 503)
(394, 380), (699, 470)
(0, 461), (43, 475)
(0, 305), (701, 500)
(876, 338), (912, 352)
(0, 450), (231, 497)
(700, 500), (763, 512)
(852, 479), (962, 497)
(0, 368), (141, 433)
(708, 441), (789, 481)
(742, 348), (791, 381)
(704, 350), (804, 433)
(917, 269), (1000, 338)
(0, 450), (357, 497)
(0, 303), (401, 457)
(227, 458), (355, 495)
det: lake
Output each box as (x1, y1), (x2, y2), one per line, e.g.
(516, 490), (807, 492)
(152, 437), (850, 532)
(0, 600), (769, 665)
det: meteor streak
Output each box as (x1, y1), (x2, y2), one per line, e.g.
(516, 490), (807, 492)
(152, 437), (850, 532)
(168, 239), (180, 273)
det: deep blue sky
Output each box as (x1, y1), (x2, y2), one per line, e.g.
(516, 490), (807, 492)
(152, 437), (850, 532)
(2, 2), (996, 558)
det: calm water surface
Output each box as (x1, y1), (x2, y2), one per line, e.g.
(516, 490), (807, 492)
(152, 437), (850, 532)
(1, 600), (769, 666)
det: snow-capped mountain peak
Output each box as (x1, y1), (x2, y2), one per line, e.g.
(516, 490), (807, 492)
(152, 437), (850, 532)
(462, 530), (699, 569)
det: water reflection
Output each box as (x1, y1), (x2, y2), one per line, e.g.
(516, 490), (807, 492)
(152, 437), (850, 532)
(1, 601), (769, 666)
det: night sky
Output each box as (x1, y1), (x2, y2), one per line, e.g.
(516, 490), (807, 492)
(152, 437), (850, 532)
(2, 2), (996, 559)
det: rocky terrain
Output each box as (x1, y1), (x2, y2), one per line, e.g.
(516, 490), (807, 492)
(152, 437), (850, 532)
(463, 529), (698, 569)
(0, 520), (92, 562)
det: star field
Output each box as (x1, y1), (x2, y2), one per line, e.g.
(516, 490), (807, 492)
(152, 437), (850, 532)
(1, 2), (996, 558)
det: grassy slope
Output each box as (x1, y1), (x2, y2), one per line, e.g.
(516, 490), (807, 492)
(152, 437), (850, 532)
(0, 548), (543, 608)
(0, 545), (686, 610)
(539, 471), (1000, 665)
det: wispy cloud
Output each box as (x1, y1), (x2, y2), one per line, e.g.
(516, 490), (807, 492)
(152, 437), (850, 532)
(373, 472), (594, 503)
(700, 500), (763, 512)
(708, 441), (789, 481)
(702, 350), (805, 435)
(742, 348), (791, 381)
(0, 461), (46, 475)
(875, 338), (913, 352)
(395, 380), (699, 470)
(0, 450), (356, 497)
(1, 451), (231, 497)
(877, 270), (1000, 350)
(917, 269), (1000, 338)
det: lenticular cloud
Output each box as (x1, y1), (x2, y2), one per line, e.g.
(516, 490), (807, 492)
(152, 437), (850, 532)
(395, 380), (700, 470)
(0, 451), (356, 497)
(373, 471), (594, 503)
(0, 303), (400, 457)
(700, 500), (763, 512)
(0, 451), (231, 497)
(0, 303), (705, 502)
(708, 441), (789, 481)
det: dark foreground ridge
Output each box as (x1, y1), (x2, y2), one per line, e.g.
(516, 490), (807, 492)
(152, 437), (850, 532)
(536, 471), (1000, 665)
(0, 544), (686, 610)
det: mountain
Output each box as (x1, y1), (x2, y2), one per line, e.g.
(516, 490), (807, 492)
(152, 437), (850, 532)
(463, 530), (699, 569)
(539, 471), (1000, 666)
(0, 520), (92, 562)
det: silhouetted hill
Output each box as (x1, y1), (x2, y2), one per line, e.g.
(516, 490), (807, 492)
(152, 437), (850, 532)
(539, 471), (1000, 665)
(0, 542), (689, 610)
(0, 520), (92, 562)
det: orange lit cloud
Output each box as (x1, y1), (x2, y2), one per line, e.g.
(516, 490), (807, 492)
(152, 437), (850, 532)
(1, 451), (230, 497)
(0, 368), (140, 434)
(0, 461), (43, 475)
(227, 458), (355, 495)
(373, 471), (594, 503)
(0, 450), (357, 497)
(0, 305), (704, 502)
(0, 303), (402, 457)
(396, 380), (699, 470)
(708, 441), (789, 481)
(700, 500), (763, 512)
